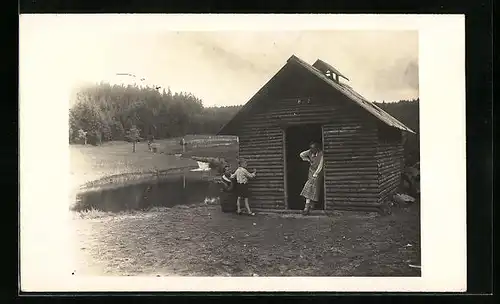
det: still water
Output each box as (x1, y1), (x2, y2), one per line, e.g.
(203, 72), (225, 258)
(72, 174), (221, 212)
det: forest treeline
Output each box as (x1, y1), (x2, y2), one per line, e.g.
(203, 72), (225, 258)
(69, 82), (419, 162)
(69, 82), (242, 144)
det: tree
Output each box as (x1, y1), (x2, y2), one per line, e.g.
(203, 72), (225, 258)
(69, 101), (102, 143)
(110, 119), (125, 141)
(101, 121), (112, 142)
(125, 125), (141, 152)
(69, 125), (74, 143)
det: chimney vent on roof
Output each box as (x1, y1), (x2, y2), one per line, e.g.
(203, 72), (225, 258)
(313, 59), (349, 84)
(325, 70), (340, 83)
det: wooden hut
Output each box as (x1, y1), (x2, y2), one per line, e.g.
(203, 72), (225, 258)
(218, 55), (415, 213)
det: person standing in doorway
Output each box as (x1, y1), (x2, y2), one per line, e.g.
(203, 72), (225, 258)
(299, 142), (324, 215)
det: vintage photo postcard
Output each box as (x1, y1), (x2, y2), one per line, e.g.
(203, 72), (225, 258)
(19, 14), (466, 292)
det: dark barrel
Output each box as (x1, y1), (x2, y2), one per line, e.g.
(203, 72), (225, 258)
(219, 175), (237, 213)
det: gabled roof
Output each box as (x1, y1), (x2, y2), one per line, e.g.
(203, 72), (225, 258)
(218, 55), (416, 135)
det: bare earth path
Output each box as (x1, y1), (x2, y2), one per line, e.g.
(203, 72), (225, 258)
(72, 203), (421, 277)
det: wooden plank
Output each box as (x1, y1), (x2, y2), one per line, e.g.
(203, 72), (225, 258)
(328, 196), (379, 203)
(379, 172), (401, 184)
(327, 192), (380, 199)
(326, 174), (379, 181)
(240, 138), (283, 144)
(239, 129), (283, 135)
(325, 168), (378, 173)
(249, 195), (286, 200)
(379, 179), (400, 192)
(326, 188), (379, 194)
(239, 146), (282, 152)
(249, 183), (285, 188)
(379, 183), (399, 196)
(325, 159), (377, 165)
(324, 141), (380, 146)
(239, 154), (284, 160)
(239, 141), (282, 148)
(243, 169), (283, 174)
(245, 172), (284, 177)
(250, 189), (285, 194)
(253, 108), (337, 117)
(325, 180), (378, 186)
(326, 204), (381, 212)
(325, 184), (379, 190)
(248, 166), (284, 171)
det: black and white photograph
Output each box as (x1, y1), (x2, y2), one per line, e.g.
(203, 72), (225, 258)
(20, 14), (466, 292)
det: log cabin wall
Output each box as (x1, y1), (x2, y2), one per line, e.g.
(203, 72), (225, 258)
(234, 63), (382, 211)
(323, 120), (379, 211)
(237, 124), (284, 210)
(376, 124), (404, 203)
(237, 97), (349, 211)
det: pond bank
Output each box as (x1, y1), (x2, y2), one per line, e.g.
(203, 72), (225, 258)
(72, 168), (222, 212)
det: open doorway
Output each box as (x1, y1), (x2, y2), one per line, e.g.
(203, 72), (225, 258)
(285, 124), (324, 210)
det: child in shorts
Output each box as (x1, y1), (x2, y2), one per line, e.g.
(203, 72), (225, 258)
(230, 158), (257, 215)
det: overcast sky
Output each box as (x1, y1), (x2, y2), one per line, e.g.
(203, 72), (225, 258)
(22, 25), (418, 107)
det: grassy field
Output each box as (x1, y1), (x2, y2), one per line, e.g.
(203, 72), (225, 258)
(70, 136), (421, 277)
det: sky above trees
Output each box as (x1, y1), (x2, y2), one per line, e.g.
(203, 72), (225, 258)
(21, 16), (419, 107)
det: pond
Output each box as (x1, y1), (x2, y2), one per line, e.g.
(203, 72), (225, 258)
(72, 173), (222, 212)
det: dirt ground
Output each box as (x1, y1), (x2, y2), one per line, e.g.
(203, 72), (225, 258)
(72, 202), (421, 277)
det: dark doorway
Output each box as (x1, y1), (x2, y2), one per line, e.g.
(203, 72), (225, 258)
(285, 124), (324, 210)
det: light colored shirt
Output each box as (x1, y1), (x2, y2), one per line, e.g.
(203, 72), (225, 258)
(300, 149), (324, 177)
(231, 167), (255, 184)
